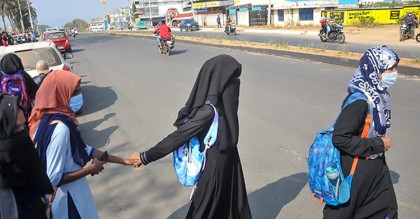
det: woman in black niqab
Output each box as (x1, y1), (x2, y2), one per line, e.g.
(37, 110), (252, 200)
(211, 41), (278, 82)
(0, 53), (39, 100)
(0, 94), (52, 219)
(128, 54), (252, 219)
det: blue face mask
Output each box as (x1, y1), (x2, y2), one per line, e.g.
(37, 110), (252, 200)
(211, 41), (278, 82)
(69, 93), (83, 112)
(380, 71), (398, 89)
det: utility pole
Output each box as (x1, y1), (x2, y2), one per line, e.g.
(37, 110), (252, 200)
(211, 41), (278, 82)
(148, 0), (152, 26)
(190, 0), (195, 20)
(26, 0), (34, 31)
(267, 0), (271, 26)
(17, 0), (25, 33)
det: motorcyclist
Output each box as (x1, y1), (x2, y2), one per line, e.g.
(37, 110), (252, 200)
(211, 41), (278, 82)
(400, 11), (418, 34)
(225, 16), (234, 33)
(154, 19), (172, 48)
(320, 16), (330, 39)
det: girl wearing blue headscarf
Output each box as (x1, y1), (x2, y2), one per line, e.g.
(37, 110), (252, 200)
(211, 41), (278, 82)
(324, 46), (399, 218)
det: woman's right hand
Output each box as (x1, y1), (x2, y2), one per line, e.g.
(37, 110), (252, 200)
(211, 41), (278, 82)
(89, 158), (106, 175)
(381, 137), (392, 151)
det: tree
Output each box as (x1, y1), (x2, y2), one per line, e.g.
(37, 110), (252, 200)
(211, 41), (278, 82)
(0, 0), (37, 33)
(64, 19), (89, 31)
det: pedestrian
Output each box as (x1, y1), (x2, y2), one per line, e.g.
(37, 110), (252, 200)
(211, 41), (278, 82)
(324, 45), (399, 219)
(33, 60), (52, 86)
(30, 31), (36, 42)
(126, 54), (253, 219)
(217, 15), (221, 28)
(0, 53), (39, 119)
(0, 94), (53, 219)
(28, 70), (133, 219)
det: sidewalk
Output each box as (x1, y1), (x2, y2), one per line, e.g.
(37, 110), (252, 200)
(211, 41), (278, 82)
(177, 27), (319, 35)
(181, 25), (419, 47)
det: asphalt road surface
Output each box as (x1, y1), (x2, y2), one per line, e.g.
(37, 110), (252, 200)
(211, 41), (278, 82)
(69, 34), (420, 219)
(151, 29), (419, 60)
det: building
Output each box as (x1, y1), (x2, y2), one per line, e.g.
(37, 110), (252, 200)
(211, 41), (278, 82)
(89, 18), (105, 31)
(178, 0), (234, 26)
(107, 7), (131, 29)
(132, 0), (183, 25)
(229, 0), (345, 26)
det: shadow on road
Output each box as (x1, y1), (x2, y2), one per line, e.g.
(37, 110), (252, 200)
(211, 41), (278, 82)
(79, 113), (118, 149)
(171, 49), (188, 55)
(80, 85), (118, 116)
(248, 172), (307, 219)
(167, 172), (307, 219)
(71, 48), (85, 53)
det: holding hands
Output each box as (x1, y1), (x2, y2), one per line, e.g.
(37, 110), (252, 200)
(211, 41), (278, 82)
(124, 152), (143, 168)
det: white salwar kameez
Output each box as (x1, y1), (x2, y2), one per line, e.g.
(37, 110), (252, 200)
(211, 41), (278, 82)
(40, 122), (99, 219)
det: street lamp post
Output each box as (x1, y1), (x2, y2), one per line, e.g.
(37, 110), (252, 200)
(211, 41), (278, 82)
(189, 0), (195, 20)
(148, 0), (152, 26)
(17, 0), (25, 33)
(26, 0), (34, 31)
(267, 0), (271, 26)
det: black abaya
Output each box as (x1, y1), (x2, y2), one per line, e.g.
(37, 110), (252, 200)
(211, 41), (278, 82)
(324, 98), (398, 219)
(140, 55), (252, 219)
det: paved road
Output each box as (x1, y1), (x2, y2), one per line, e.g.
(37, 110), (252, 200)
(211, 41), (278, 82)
(131, 29), (419, 59)
(69, 34), (420, 219)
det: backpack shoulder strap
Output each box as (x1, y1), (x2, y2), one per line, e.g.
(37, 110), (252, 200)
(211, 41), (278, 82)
(203, 100), (219, 148)
(342, 92), (371, 175)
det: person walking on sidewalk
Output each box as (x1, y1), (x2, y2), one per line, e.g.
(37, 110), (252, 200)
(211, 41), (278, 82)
(126, 55), (253, 219)
(324, 45), (399, 219)
(217, 15), (221, 28)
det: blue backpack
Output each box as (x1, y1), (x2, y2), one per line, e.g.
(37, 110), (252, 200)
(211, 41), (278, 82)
(307, 92), (371, 206)
(173, 102), (219, 187)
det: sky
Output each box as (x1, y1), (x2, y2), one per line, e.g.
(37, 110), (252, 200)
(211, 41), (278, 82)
(32, 0), (129, 27)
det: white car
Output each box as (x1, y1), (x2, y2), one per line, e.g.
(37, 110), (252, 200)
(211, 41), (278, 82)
(0, 42), (73, 78)
(46, 27), (59, 32)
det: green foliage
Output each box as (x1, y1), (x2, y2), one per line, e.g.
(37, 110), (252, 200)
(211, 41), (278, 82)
(131, 3), (136, 16)
(2, 0), (37, 33)
(355, 16), (377, 27)
(64, 19), (89, 31)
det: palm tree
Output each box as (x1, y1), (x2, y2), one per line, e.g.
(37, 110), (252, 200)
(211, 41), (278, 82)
(0, 0), (15, 31)
(0, 0), (37, 33)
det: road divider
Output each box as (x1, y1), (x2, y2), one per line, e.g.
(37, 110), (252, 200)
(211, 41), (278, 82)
(97, 31), (420, 77)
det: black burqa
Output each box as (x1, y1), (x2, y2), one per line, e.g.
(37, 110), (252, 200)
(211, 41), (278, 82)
(141, 55), (252, 219)
(0, 53), (39, 100)
(0, 94), (52, 219)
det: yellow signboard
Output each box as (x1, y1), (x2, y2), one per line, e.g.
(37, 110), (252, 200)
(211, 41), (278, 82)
(193, 1), (222, 9)
(322, 6), (419, 25)
(101, 0), (106, 4)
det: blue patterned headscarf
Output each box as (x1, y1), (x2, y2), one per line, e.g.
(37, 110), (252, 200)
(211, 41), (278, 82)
(348, 45), (399, 136)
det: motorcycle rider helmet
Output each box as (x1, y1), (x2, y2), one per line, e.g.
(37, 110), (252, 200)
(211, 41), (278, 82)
(407, 11), (412, 16)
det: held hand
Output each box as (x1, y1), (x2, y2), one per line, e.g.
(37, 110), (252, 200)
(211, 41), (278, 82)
(124, 152), (143, 168)
(90, 158), (106, 175)
(381, 137), (392, 151)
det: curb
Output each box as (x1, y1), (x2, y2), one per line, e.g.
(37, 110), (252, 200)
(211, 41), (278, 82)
(112, 32), (420, 77)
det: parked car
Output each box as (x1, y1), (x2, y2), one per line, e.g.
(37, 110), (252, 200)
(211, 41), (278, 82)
(136, 21), (148, 30)
(0, 41), (73, 78)
(43, 31), (72, 53)
(179, 18), (199, 31)
(46, 27), (59, 32)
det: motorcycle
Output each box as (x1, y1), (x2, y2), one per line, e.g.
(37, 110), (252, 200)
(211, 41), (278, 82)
(416, 33), (420, 42)
(400, 22), (414, 41)
(156, 35), (175, 56)
(318, 23), (345, 44)
(225, 23), (237, 35)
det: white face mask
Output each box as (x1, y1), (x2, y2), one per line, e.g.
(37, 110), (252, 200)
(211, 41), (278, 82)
(380, 71), (398, 88)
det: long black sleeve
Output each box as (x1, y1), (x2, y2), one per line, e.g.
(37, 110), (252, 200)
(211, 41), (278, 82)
(23, 71), (39, 99)
(141, 105), (214, 165)
(332, 99), (384, 157)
